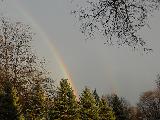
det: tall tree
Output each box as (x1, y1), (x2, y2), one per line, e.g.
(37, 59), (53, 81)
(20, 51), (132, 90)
(0, 67), (24, 120)
(49, 79), (79, 120)
(99, 96), (116, 120)
(0, 16), (52, 119)
(73, 0), (160, 51)
(79, 87), (99, 120)
(22, 83), (46, 120)
(0, 17), (49, 92)
(0, 81), (19, 120)
(107, 94), (130, 120)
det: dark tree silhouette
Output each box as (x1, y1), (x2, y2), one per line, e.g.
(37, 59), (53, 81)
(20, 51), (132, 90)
(93, 88), (100, 105)
(0, 81), (19, 120)
(73, 0), (160, 51)
(107, 94), (130, 120)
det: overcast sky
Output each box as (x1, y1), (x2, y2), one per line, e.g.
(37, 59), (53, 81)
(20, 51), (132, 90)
(2, 0), (160, 104)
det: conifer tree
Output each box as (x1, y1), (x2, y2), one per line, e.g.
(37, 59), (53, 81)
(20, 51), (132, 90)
(93, 89), (100, 105)
(22, 83), (46, 120)
(49, 79), (79, 120)
(99, 96), (116, 120)
(79, 87), (99, 120)
(0, 81), (19, 120)
(107, 94), (130, 120)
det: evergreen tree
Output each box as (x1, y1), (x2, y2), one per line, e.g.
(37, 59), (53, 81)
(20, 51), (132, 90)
(49, 79), (79, 120)
(93, 89), (100, 105)
(0, 81), (19, 120)
(23, 83), (46, 120)
(107, 94), (130, 120)
(99, 97), (115, 120)
(79, 87), (99, 120)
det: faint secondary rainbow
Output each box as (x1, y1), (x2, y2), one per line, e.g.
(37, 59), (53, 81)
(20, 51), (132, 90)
(12, 0), (78, 97)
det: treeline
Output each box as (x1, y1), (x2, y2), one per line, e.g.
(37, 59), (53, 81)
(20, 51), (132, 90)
(1, 77), (160, 120)
(0, 17), (160, 120)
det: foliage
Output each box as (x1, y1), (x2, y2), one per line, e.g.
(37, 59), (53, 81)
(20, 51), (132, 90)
(99, 96), (116, 120)
(1, 5), (160, 119)
(79, 87), (99, 120)
(107, 94), (130, 120)
(0, 16), (50, 92)
(93, 88), (100, 105)
(0, 16), (51, 120)
(22, 83), (46, 119)
(49, 79), (79, 120)
(0, 81), (19, 120)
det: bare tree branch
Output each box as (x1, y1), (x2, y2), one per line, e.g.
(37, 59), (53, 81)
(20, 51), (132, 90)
(73, 0), (160, 51)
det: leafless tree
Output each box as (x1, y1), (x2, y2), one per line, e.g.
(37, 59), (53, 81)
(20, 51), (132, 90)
(0, 17), (54, 95)
(73, 0), (160, 51)
(137, 90), (160, 119)
(137, 75), (160, 119)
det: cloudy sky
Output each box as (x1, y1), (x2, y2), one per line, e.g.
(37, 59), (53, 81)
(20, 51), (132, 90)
(1, 0), (160, 104)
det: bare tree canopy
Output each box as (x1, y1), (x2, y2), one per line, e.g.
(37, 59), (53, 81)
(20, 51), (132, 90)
(73, 0), (160, 51)
(137, 75), (160, 119)
(0, 16), (55, 95)
(137, 90), (160, 119)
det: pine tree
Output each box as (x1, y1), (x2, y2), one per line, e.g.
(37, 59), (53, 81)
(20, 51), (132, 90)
(107, 94), (130, 120)
(0, 81), (19, 120)
(23, 83), (46, 120)
(79, 87), (99, 120)
(49, 79), (79, 120)
(93, 89), (100, 105)
(99, 97), (115, 120)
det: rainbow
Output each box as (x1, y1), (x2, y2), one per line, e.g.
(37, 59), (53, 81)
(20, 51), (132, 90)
(11, 0), (78, 97)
